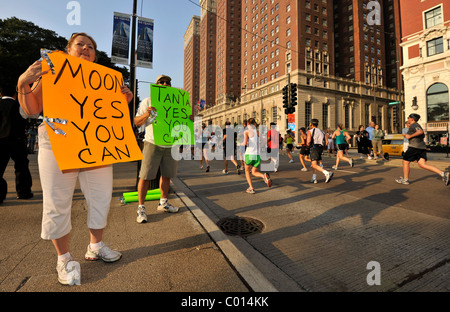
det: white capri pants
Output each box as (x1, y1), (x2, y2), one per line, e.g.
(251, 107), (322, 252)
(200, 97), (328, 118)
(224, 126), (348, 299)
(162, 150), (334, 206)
(38, 146), (113, 240)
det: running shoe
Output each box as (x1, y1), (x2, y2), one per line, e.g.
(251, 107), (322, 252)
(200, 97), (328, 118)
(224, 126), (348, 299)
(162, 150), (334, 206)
(56, 258), (81, 286)
(324, 171), (334, 183)
(206, 166), (210, 172)
(349, 158), (353, 167)
(263, 173), (272, 187)
(136, 206), (147, 223)
(222, 169), (228, 175)
(236, 165), (241, 175)
(310, 177), (317, 184)
(85, 243), (122, 263)
(395, 177), (410, 185)
(246, 188), (255, 194)
(157, 201), (180, 213)
(301, 168), (308, 172)
(332, 166), (338, 170)
(442, 171), (449, 186)
(289, 159), (294, 163)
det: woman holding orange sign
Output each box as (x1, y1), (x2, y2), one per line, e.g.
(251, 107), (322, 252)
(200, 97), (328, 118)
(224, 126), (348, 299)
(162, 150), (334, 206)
(17, 33), (132, 286)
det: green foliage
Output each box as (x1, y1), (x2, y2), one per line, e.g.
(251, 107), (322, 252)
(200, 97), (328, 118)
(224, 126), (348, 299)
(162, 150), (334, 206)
(0, 17), (130, 90)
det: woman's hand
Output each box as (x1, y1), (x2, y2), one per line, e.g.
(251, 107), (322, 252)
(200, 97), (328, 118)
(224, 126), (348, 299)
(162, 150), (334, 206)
(121, 85), (133, 103)
(18, 60), (48, 89)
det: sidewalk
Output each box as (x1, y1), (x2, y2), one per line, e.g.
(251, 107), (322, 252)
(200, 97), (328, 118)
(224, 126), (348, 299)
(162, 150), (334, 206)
(0, 154), (249, 292)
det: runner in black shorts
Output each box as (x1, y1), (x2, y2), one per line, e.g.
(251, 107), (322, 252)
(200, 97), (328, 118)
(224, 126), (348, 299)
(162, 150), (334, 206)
(395, 114), (449, 185)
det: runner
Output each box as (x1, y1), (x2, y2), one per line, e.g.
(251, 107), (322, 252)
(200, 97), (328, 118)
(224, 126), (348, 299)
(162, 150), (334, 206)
(243, 118), (272, 193)
(332, 124), (354, 170)
(307, 119), (333, 183)
(298, 127), (310, 171)
(396, 113), (449, 186)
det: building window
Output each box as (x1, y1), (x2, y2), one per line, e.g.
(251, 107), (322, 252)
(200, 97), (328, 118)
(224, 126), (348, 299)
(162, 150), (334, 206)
(322, 104), (329, 130)
(427, 37), (444, 56)
(427, 83), (449, 122)
(365, 103), (370, 126)
(305, 102), (312, 127)
(272, 106), (277, 121)
(345, 105), (350, 129)
(425, 6), (442, 29)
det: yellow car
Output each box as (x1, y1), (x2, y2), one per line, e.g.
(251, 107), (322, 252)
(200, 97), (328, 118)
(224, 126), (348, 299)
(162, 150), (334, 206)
(382, 134), (404, 158)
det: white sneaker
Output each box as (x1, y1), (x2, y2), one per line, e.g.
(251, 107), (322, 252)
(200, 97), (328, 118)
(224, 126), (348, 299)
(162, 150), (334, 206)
(368, 156), (372, 160)
(157, 201), (180, 213)
(85, 243), (122, 263)
(301, 168), (308, 172)
(56, 258), (81, 286)
(349, 158), (353, 167)
(332, 166), (338, 170)
(324, 171), (334, 183)
(222, 169), (228, 174)
(289, 159), (294, 163)
(310, 177), (317, 184)
(136, 206), (147, 223)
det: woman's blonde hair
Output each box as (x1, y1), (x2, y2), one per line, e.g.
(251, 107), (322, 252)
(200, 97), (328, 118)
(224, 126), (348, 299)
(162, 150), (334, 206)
(66, 32), (97, 52)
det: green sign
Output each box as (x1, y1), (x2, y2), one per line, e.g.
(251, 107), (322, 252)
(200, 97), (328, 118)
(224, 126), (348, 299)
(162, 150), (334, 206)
(150, 84), (194, 145)
(388, 101), (400, 105)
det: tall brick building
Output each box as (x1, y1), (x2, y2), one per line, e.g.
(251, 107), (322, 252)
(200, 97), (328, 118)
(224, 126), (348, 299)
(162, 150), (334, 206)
(183, 16), (200, 115)
(185, 0), (404, 135)
(400, 0), (449, 144)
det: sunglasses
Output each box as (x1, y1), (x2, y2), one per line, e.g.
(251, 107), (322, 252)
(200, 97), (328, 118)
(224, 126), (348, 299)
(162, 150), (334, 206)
(158, 80), (171, 86)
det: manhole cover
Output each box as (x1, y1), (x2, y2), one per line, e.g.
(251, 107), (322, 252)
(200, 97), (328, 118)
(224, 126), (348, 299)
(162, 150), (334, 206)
(216, 216), (264, 237)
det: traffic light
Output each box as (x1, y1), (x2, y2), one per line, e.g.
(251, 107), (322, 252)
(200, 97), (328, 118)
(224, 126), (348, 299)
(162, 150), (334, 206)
(290, 83), (297, 107)
(282, 85), (289, 108)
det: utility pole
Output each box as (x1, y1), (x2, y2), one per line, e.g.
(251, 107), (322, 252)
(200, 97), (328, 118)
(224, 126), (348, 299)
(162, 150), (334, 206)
(129, 0), (137, 128)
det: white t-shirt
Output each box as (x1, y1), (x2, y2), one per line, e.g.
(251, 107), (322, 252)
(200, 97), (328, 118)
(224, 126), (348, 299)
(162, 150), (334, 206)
(135, 97), (170, 148)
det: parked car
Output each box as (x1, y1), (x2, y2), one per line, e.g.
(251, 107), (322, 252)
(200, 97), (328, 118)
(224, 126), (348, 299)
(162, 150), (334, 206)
(382, 134), (404, 159)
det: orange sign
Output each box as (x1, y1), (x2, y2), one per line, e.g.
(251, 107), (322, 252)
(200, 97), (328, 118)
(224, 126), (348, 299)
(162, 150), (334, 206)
(41, 51), (143, 170)
(288, 113), (295, 123)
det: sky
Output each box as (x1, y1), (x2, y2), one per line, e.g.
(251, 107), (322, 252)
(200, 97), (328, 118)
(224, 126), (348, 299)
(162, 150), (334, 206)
(0, 0), (201, 100)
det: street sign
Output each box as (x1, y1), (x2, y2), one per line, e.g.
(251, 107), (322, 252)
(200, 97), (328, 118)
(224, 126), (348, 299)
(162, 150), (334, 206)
(389, 101), (400, 105)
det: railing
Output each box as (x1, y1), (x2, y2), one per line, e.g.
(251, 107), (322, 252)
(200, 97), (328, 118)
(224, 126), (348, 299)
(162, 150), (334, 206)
(425, 121), (449, 132)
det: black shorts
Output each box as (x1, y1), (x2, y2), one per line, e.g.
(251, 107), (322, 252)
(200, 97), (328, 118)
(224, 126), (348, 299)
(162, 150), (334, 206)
(403, 147), (427, 162)
(310, 146), (323, 161)
(300, 146), (310, 156)
(337, 143), (348, 151)
(286, 144), (294, 151)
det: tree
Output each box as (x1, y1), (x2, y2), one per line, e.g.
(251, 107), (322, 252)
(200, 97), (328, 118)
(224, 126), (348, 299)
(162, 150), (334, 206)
(0, 17), (130, 90)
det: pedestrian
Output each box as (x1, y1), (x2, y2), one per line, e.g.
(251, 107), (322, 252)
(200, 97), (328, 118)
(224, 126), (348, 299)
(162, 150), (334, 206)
(372, 123), (387, 160)
(135, 74), (182, 225)
(285, 130), (295, 163)
(331, 124), (354, 170)
(200, 123), (211, 172)
(236, 119), (247, 169)
(222, 121), (240, 175)
(326, 129), (335, 157)
(0, 84), (33, 205)
(396, 113), (449, 186)
(17, 33), (131, 285)
(298, 127), (310, 171)
(267, 122), (281, 172)
(210, 131), (217, 153)
(366, 121), (375, 158)
(355, 125), (370, 159)
(243, 118), (272, 193)
(307, 119), (333, 183)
